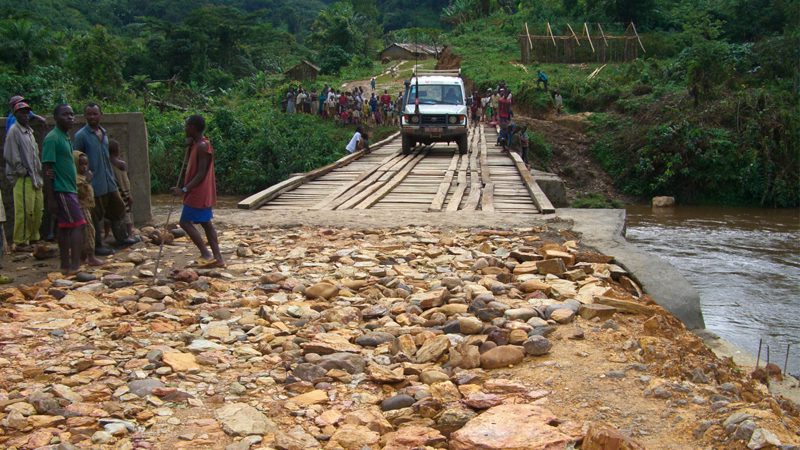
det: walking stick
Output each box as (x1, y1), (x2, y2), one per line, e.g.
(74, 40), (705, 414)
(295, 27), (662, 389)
(151, 144), (189, 284)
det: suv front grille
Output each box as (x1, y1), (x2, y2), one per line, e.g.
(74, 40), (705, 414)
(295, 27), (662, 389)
(421, 115), (447, 125)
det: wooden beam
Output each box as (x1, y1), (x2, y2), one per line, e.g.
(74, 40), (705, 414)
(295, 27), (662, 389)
(337, 151), (419, 209)
(509, 152), (555, 214)
(630, 22), (646, 53)
(597, 23), (609, 47)
(546, 22), (557, 47)
(479, 125), (491, 184)
(354, 150), (428, 209)
(481, 182), (494, 212)
(238, 131), (400, 209)
(566, 23), (580, 46)
(583, 23), (595, 53)
(237, 175), (305, 210)
(429, 152), (460, 211)
(310, 151), (405, 210)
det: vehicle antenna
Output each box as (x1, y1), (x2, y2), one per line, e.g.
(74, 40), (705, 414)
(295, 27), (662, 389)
(414, 30), (420, 116)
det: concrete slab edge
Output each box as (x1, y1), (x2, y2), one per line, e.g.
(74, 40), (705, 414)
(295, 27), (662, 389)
(556, 208), (706, 330)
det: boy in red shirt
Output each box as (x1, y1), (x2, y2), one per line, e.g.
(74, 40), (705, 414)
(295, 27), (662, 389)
(172, 115), (224, 267)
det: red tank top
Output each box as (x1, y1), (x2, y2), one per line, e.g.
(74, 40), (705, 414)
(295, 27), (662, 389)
(183, 137), (217, 209)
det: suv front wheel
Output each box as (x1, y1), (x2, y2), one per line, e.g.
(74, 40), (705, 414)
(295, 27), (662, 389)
(402, 134), (414, 155)
(457, 134), (468, 155)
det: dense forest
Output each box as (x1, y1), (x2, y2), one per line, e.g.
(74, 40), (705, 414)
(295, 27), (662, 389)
(0, 0), (797, 206)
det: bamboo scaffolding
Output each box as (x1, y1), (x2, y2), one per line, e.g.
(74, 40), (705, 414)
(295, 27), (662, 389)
(583, 22), (595, 53)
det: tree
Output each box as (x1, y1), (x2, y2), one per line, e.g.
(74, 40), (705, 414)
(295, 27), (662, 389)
(0, 20), (61, 73)
(318, 45), (351, 75)
(67, 25), (125, 98)
(310, 2), (362, 54)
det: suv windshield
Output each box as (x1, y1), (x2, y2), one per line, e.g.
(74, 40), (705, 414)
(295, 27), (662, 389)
(407, 84), (463, 105)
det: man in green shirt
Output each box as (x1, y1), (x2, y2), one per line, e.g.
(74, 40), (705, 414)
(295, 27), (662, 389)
(42, 104), (85, 275)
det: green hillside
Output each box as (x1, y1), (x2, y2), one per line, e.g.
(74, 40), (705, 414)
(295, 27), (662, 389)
(0, 0), (797, 205)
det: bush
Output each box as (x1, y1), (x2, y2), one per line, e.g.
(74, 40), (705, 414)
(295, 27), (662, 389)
(526, 131), (551, 169)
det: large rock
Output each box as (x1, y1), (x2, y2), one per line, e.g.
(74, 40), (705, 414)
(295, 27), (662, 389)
(305, 282), (339, 299)
(582, 422), (644, 450)
(536, 259), (567, 276)
(59, 292), (106, 310)
(409, 289), (447, 309)
(382, 425), (446, 450)
(318, 352), (366, 374)
(301, 333), (361, 355)
(215, 403), (276, 436)
(652, 196), (675, 207)
(579, 304), (617, 321)
(355, 331), (396, 347)
(289, 389), (328, 407)
(450, 404), (574, 450)
(523, 336), (552, 356)
(162, 352), (200, 372)
(274, 426), (319, 450)
(326, 424), (379, 450)
(415, 335), (450, 363)
(480, 345), (524, 369)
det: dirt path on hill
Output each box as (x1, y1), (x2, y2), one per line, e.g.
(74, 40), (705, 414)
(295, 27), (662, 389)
(513, 113), (633, 204)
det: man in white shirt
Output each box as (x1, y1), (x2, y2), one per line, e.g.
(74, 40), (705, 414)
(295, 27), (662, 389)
(345, 126), (368, 154)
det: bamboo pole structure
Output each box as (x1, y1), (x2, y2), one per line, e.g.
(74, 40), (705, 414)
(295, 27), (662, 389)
(597, 23), (609, 47)
(583, 22), (595, 53)
(546, 22), (557, 47)
(525, 22), (533, 50)
(566, 23), (581, 46)
(630, 22), (646, 53)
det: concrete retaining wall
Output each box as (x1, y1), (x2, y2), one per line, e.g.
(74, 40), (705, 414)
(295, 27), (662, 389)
(558, 208), (706, 330)
(1, 113), (152, 226)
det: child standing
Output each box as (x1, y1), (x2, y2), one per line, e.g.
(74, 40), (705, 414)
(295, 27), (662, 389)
(108, 139), (135, 238)
(173, 115), (224, 268)
(0, 189), (13, 283)
(73, 151), (103, 266)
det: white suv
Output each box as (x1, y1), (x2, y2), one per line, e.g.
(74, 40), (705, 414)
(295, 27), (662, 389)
(401, 69), (468, 154)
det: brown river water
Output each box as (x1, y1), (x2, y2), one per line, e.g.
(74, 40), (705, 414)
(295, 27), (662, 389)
(625, 205), (800, 375)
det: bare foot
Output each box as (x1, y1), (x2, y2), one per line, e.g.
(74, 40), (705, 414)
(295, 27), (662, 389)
(87, 256), (105, 266)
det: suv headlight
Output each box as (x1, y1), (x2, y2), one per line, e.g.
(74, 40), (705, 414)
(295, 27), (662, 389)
(411, 115), (420, 124)
(448, 116), (457, 124)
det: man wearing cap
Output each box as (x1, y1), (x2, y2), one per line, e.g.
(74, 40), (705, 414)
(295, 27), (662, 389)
(3, 101), (44, 250)
(73, 103), (138, 255)
(6, 95), (45, 134)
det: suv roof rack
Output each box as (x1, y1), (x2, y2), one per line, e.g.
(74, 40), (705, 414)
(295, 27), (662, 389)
(412, 68), (461, 77)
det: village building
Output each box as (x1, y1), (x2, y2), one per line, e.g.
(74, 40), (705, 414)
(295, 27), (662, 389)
(380, 43), (438, 61)
(285, 60), (320, 82)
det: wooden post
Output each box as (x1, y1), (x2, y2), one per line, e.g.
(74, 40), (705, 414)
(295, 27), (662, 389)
(630, 22), (646, 53)
(524, 22), (533, 51)
(566, 23), (580, 46)
(598, 23), (609, 47)
(546, 22), (557, 47)
(583, 22), (595, 53)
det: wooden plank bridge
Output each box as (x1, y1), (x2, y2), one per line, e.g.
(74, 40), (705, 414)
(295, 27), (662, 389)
(238, 124), (555, 215)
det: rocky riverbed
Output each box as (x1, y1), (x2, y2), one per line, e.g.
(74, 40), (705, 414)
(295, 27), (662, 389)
(0, 223), (797, 449)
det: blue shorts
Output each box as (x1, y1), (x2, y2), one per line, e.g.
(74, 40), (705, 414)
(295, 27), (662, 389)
(180, 205), (213, 223)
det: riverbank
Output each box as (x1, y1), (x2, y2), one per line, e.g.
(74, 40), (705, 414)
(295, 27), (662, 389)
(0, 207), (797, 448)
(625, 205), (800, 377)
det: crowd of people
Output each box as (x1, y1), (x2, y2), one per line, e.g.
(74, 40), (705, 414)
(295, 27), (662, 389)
(0, 96), (141, 279)
(1, 95), (224, 280)
(283, 84), (406, 128)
